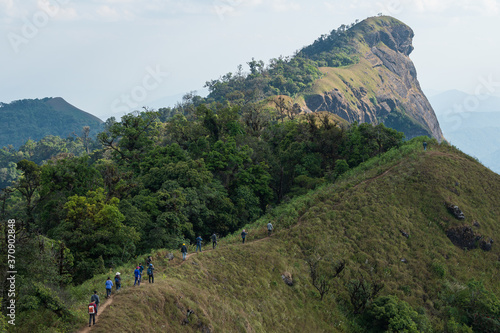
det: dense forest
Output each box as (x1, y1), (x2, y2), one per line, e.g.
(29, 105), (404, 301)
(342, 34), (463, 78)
(0, 97), (103, 150)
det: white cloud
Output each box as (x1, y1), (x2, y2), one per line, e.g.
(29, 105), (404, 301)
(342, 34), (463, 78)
(271, 0), (301, 12)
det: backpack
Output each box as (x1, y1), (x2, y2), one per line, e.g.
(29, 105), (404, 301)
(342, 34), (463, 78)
(88, 304), (96, 314)
(147, 267), (152, 275)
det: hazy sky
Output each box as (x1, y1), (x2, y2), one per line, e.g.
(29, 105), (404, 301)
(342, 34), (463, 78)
(1, 0), (500, 121)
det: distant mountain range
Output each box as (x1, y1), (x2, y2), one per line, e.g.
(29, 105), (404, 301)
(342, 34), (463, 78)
(429, 90), (500, 174)
(0, 97), (103, 149)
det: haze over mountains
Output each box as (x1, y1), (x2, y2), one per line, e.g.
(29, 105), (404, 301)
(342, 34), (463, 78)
(428, 90), (500, 174)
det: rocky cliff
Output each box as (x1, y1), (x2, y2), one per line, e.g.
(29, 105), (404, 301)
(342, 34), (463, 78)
(303, 16), (443, 141)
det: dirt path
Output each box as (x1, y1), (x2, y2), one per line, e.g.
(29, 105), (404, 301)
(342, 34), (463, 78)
(178, 235), (271, 266)
(76, 234), (272, 331)
(78, 296), (114, 333)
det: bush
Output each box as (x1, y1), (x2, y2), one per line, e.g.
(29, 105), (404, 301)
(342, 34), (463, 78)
(367, 295), (428, 333)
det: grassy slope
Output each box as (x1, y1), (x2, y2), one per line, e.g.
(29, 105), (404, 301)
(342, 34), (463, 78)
(63, 140), (500, 333)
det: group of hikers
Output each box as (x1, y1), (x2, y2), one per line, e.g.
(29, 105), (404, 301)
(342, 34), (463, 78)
(87, 223), (274, 326)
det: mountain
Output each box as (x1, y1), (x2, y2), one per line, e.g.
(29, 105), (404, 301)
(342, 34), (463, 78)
(68, 140), (500, 332)
(429, 90), (500, 174)
(204, 16), (443, 142)
(300, 16), (443, 141)
(0, 97), (103, 149)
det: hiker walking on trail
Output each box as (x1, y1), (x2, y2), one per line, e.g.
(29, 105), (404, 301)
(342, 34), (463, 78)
(267, 222), (273, 236)
(138, 263), (144, 282)
(181, 243), (188, 261)
(105, 277), (113, 298)
(88, 299), (97, 327)
(115, 272), (121, 291)
(147, 263), (155, 283)
(241, 229), (248, 243)
(423, 141), (427, 151)
(211, 233), (217, 249)
(134, 266), (141, 286)
(90, 290), (100, 314)
(196, 235), (203, 252)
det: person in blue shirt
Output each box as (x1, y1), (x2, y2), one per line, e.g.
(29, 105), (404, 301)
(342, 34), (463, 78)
(105, 277), (113, 298)
(134, 266), (141, 286)
(196, 236), (203, 252)
(241, 229), (248, 243)
(138, 263), (144, 282)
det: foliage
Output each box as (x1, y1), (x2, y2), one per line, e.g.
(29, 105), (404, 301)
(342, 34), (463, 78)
(0, 97), (103, 150)
(367, 295), (427, 333)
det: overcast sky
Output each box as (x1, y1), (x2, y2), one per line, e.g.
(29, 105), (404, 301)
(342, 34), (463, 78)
(1, 0), (499, 121)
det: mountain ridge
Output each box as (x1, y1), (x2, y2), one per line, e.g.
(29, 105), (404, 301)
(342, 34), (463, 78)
(0, 97), (103, 149)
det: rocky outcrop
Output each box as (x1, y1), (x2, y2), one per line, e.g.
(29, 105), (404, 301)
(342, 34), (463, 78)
(446, 204), (465, 220)
(446, 225), (494, 252)
(446, 225), (481, 250)
(281, 272), (294, 286)
(304, 16), (443, 141)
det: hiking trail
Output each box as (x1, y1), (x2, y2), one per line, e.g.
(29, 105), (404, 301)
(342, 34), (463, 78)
(76, 233), (272, 331)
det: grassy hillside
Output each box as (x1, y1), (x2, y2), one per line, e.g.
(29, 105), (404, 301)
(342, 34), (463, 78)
(38, 138), (499, 333)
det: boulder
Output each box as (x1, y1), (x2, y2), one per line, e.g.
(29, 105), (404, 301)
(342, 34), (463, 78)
(446, 225), (480, 250)
(446, 204), (465, 220)
(281, 272), (293, 286)
(480, 238), (493, 252)
(166, 253), (175, 261)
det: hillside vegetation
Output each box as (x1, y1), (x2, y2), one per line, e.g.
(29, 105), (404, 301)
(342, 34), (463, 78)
(87, 139), (499, 333)
(8, 138), (499, 333)
(0, 16), (496, 333)
(0, 97), (103, 150)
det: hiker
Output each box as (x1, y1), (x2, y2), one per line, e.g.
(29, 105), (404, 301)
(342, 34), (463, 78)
(181, 243), (188, 261)
(146, 255), (152, 266)
(196, 235), (203, 252)
(138, 263), (144, 282)
(147, 263), (155, 283)
(134, 266), (141, 286)
(211, 232), (217, 249)
(267, 222), (273, 236)
(423, 141), (427, 151)
(88, 299), (97, 327)
(241, 229), (248, 243)
(114, 272), (121, 291)
(90, 290), (100, 314)
(105, 277), (113, 298)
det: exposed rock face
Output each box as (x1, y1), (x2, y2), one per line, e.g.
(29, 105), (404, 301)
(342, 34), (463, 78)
(304, 17), (443, 141)
(446, 225), (481, 250)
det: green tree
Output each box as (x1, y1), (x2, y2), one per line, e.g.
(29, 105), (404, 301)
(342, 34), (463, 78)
(54, 188), (139, 281)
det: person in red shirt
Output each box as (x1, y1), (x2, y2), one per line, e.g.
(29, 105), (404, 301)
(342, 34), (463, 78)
(88, 300), (97, 327)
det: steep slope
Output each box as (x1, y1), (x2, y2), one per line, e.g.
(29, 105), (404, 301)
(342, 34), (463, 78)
(302, 16), (443, 141)
(75, 140), (500, 333)
(0, 97), (103, 149)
